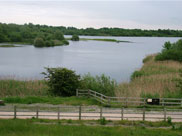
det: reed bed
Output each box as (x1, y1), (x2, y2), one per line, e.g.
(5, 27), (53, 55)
(115, 55), (182, 98)
(0, 79), (48, 97)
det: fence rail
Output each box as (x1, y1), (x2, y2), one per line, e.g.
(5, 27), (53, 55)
(0, 105), (182, 122)
(77, 89), (182, 107)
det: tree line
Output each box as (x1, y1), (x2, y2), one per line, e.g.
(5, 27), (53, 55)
(0, 22), (182, 45)
(0, 23), (69, 47)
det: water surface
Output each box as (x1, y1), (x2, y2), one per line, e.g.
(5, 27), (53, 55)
(0, 36), (180, 82)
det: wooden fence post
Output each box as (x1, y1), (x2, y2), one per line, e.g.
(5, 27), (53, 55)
(79, 105), (82, 120)
(100, 106), (103, 119)
(164, 107), (166, 122)
(58, 107), (60, 120)
(125, 98), (128, 107)
(143, 98), (146, 106)
(14, 106), (17, 119)
(143, 107), (145, 121)
(162, 99), (165, 107)
(121, 107), (124, 120)
(88, 90), (90, 97)
(36, 106), (39, 119)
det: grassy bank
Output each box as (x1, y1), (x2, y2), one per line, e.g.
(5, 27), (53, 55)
(0, 45), (22, 47)
(115, 55), (182, 98)
(0, 119), (181, 136)
(1, 96), (99, 105)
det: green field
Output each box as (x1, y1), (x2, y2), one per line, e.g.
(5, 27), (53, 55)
(0, 119), (181, 136)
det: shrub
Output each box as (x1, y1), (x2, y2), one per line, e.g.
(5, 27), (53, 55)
(131, 71), (145, 80)
(167, 116), (172, 124)
(34, 37), (45, 47)
(71, 34), (79, 41)
(99, 117), (107, 125)
(42, 67), (80, 97)
(155, 39), (182, 62)
(63, 40), (69, 45)
(80, 73), (117, 96)
(45, 40), (55, 47)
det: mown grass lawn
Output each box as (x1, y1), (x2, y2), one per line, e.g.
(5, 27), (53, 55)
(0, 119), (181, 136)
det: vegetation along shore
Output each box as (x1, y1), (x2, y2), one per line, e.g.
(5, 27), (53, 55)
(1, 39), (182, 106)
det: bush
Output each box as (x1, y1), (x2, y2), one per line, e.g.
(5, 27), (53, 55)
(71, 34), (79, 41)
(131, 71), (145, 80)
(80, 73), (117, 96)
(63, 40), (69, 45)
(167, 116), (172, 124)
(99, 117), (107, 125)
(34, 37), (45, 47)
(45, 40), (55, 47)
(155, 39), (182, 62)
(42, 67), (80, 97)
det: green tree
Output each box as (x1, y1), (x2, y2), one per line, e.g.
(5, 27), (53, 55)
(9, 33), (22, 42)
(54, 31), (65, 41)
(42, 67), (81, 96)
(0, 33), (9, 43)
(71, 34), (79, 41)
(34, 37), (45, 47)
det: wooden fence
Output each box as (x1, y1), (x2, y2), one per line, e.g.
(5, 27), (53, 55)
(76, 89), (182, 107)
(0, 105), (182, 122)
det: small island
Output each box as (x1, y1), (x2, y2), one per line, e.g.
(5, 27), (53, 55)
(0, 45), (22, 48)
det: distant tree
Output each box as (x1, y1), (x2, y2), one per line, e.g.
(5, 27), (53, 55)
(0, 33), (9, 43)
(71, 34), (79, 41)
(34, 37), (45, 47)
(42, 67), (81, 96)
(9, 33), (22, 42)
(54, 31), (65, 41)
(45, 40), (55, 47)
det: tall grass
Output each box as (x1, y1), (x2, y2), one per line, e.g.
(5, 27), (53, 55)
(0, 79), (48, 97)
(115, 55), (182, 98)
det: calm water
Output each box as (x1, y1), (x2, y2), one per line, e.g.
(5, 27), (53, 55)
(0, 36), (181, 82)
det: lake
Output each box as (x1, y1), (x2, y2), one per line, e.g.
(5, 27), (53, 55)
(0, 36), (181, 82)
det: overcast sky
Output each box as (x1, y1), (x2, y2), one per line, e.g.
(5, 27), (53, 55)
(0, 0), (182, 29)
